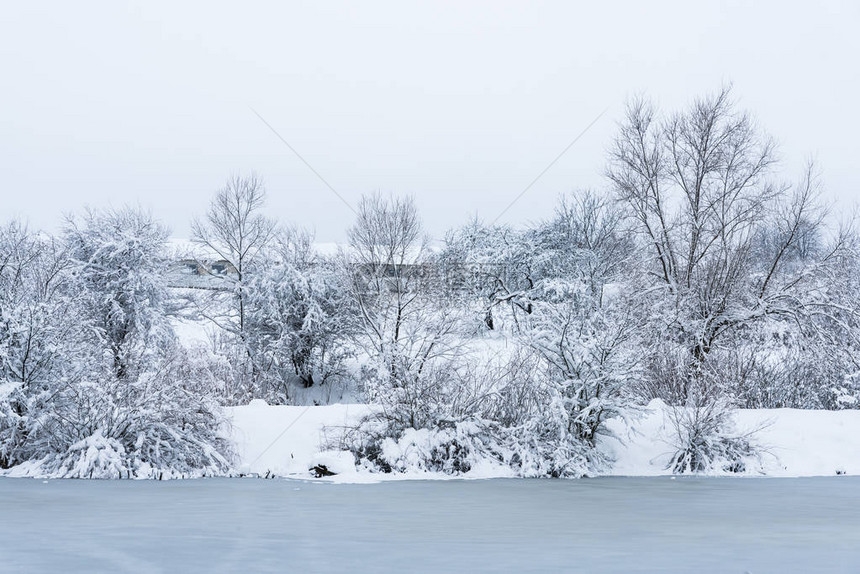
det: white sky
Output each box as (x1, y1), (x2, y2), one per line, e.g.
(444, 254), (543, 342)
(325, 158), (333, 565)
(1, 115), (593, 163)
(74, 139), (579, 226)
(2, 1), (858, 241)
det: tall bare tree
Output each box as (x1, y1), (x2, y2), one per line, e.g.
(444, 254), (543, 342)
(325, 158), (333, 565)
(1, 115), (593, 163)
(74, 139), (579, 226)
(607, 86), (848, 399)
(191, 174), (276, 335)
(346, 193), (431, 355)
(346, 194), (465, 430)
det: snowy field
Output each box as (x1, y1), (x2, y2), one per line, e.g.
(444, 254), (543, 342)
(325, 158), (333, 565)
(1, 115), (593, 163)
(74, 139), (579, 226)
(1, 476), (858, 573)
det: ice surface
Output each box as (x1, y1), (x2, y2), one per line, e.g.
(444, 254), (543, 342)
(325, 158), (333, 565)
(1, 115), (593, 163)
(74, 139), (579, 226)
(1, 476), (858, 573)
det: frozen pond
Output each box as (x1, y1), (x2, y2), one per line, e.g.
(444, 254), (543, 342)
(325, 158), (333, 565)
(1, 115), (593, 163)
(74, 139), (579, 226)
(2, 476), (858, 573)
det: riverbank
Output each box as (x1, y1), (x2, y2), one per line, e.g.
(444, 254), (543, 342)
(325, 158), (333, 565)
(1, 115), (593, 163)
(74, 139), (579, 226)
(227, 400), (860, 480)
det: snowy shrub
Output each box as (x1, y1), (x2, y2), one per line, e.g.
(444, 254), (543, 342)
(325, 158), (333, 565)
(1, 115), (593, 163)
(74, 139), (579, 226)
(4, 340), (233, 479)
(347, 348), (603, 478)
(684, 318), (860, 411)
(52, 431), (129, 479)
(244, 260), (350, 401)
(525, 282), (640, 447)
(2, 209), (233, 478)
(833, 374), (860, 409)
(370, 421), (500, 475)
(196, 330), (258, 406)
(347, 411), (595, 478)
(502, 408), (593, 478)
(666, 395), (763, 474)
(359, 351), (466, 432)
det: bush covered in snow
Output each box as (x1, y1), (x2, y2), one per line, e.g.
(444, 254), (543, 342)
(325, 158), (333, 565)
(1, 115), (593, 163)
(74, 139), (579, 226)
(244, 259), (350, 401)
(347, 415), (597, 478)
(1, 209), (231, 478)
(665, 395), (764, 474)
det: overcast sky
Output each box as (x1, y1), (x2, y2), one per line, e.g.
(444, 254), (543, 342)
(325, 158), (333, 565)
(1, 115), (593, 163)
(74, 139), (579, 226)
(2, 1), (858, 241)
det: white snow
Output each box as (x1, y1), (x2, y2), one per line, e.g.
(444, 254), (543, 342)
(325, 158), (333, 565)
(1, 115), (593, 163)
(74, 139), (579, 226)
(170, 316), (214, 346)
(0, 381), (20, 401)
(601, 400), (860, 477)
(227, 399), (860, 480)
(226, 400), (371, 478)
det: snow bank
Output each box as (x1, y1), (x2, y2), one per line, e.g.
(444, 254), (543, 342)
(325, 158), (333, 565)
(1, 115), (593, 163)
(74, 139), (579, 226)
(601, 400), (860, 477)
(226, 400), (371, 478)
(227, 399), (860, 480)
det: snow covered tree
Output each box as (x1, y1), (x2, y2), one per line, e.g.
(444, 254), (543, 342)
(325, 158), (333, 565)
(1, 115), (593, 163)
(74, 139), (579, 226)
(64, 208), (175, 380)
(189, 174), (277, 400)
(2, 209), (231, 477)
(0, 223), (72, 390)
(345, 194), (467, 430)
(441, 219), (536, 331)
(0, 221), (80, 468)
(606, 86), (857, 405)
(530, 191), (633, 303)
(442, 192), (632, 334)
(191, 174), (275, 335)
(525, 281), (640, 449)
(243, 249), (349, 399)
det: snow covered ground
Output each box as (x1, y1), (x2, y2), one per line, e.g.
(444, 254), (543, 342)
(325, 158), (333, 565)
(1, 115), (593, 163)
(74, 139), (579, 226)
(225, 400), (860, 480)
(603, 401), (860, 477)
(228, 400), (372, 479)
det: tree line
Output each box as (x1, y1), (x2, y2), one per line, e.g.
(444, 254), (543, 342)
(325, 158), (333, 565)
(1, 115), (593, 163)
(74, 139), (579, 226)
(2, 87), (858, 478)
